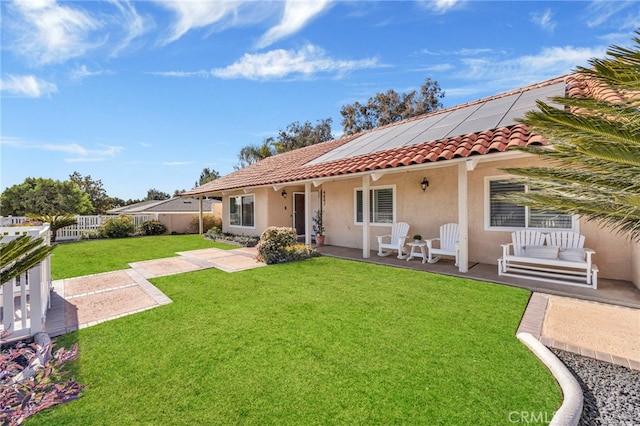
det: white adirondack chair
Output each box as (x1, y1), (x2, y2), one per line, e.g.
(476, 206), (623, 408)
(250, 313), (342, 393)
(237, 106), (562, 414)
(425, 223), (459, 266)
(376, 222), (410, 259)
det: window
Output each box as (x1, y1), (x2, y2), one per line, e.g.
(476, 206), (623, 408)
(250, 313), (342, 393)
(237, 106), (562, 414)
(229, 195), (254, 227)
(488, 179), (573, 229)
(355, 187), (394, 224)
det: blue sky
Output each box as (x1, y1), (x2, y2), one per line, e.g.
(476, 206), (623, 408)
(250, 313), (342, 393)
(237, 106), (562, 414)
(1, 1), (638, 201)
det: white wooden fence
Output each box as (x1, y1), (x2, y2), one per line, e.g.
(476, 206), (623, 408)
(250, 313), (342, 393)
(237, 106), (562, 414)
(0, 215), (156, 241)
(1, 225), (52, 341)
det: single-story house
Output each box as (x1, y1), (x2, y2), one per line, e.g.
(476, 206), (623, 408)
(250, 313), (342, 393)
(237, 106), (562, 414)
(108, 197), (221, 234)
(182, 74), (639, 289)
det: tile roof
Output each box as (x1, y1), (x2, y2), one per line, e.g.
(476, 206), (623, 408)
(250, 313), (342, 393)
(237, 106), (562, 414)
(184, 73), (606, 197)
(108, 197), (218, 214)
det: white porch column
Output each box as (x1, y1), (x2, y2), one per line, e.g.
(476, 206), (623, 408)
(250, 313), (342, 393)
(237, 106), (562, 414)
(198, 196), (204, 234)
(457, 162), (469, 273)
(305, 182), (312, 245)
(363, 175), (370, 258)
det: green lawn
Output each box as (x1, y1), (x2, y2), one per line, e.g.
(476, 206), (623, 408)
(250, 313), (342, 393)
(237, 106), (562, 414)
(34, 240), (561, 425)
(51, 234), (234, 279)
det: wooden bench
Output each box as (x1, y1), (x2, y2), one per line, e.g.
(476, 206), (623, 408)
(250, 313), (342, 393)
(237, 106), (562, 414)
(498, 231), (598, 289)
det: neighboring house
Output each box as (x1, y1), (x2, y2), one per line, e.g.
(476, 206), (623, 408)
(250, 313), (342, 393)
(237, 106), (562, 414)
(108, 197), (221, 234)
(182, 74), (639, 289)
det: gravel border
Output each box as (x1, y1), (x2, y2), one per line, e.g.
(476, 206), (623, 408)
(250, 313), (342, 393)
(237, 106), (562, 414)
(551, 349), (640, 426)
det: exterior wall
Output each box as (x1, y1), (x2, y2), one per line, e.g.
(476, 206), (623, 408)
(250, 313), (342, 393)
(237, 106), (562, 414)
(318, 156), (637, 284)
(632, 241), (640, 289)
(157, 213), (195, 234)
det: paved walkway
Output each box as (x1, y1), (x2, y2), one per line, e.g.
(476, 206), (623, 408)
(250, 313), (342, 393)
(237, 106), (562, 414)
(44, 247), (264, 337)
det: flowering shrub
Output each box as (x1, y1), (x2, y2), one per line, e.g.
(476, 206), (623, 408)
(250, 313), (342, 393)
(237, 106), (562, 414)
(256, 227), (318, 264)
(138, 220), (166, 236)
(100, 216), (134, 238)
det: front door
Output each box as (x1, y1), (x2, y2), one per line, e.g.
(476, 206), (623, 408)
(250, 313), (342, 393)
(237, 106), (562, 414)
(293, 192), (320, 237)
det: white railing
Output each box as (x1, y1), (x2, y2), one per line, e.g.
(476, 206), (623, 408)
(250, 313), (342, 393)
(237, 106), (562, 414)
(0, 215), (156, 241)
(1, 225), (52, 341)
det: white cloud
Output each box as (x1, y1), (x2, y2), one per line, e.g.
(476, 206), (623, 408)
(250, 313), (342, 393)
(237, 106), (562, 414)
(0, 75), (58, 97)
(1, 136), (124, 162)
(107, 0), (153, 56)
(256, 0), (332, 48)
(163, 161), (196, 166)
(155, 0), (243, 44)
(420, 0), (464, 14)
(531, 9), (556, 32)
(211, 44), (381, 80)
(70, 65), (115, 81)
(7, 0), (103, 65)
(447, 45), (607, 99)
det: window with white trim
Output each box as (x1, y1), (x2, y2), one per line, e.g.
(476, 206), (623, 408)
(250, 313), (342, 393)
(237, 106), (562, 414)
(229, 194), (255, 227)
(488, 179), (573, 229)
(355, 186), (394, 224)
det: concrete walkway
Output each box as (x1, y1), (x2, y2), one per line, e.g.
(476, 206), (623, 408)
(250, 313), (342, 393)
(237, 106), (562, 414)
(44, 247), (264, 337)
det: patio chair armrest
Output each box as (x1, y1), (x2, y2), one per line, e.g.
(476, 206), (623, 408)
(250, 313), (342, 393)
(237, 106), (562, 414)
(424, 237), (439, 248)
(500, 243), (513, 257)
(376, 234), (391, 243)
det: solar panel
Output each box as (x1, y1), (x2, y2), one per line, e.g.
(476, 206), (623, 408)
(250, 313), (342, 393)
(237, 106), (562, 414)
(308, 81), (567, 165)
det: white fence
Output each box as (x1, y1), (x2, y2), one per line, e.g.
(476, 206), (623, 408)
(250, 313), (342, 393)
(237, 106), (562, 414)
(1, 215), (156, 241)
(1, 225), (52, 341)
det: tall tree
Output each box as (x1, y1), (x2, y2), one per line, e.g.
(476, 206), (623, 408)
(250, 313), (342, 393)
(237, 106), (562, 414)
(69, 172), (112, 214)
(274, 118), (334, 153)
(0, 178), (94, 216)
(146, 188), (171, 201)
(195, 167), (220, 187)
(502, 29), (640, 242)
(341, 78), (445, 135)
(236, 137), (277, 169)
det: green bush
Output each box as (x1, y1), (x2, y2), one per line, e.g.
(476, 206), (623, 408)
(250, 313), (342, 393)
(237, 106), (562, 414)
(139, 220), (167, 236)
(187, 214), (221, 234)
(100, 216), (135, 238)
(256, 227), (317, 264)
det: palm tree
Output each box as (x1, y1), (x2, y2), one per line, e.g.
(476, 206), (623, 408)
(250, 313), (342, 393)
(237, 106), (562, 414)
(1, 235), (55, 285)
(26, 213), (78, 243)
(502, 29), (640, 242)
(237, 137), (276, 168)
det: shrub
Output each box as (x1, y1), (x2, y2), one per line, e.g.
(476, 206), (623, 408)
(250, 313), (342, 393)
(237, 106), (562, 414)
(139, 220), (166, 236)
(100, 216), (134, 238)
(256, 227), (317, 264)
(187, 214), (221, 234)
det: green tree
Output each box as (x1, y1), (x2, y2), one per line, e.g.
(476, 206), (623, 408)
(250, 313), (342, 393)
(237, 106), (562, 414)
(340, 77), (445, 135)
(236, 137), (277, 169)
(195, 167), (220, 187)
(25, 213), (78, 243)
(274, 118), (334, 153)
(502, 29), (640, 242)
(69, 172), (112, 214)
(0, 177), (94, 216)
(146, 188), (170, 201)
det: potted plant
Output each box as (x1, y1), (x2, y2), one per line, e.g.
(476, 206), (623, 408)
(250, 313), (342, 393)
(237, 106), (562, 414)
(413, 234), (422, 243)
(313, 210), (325, 246)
